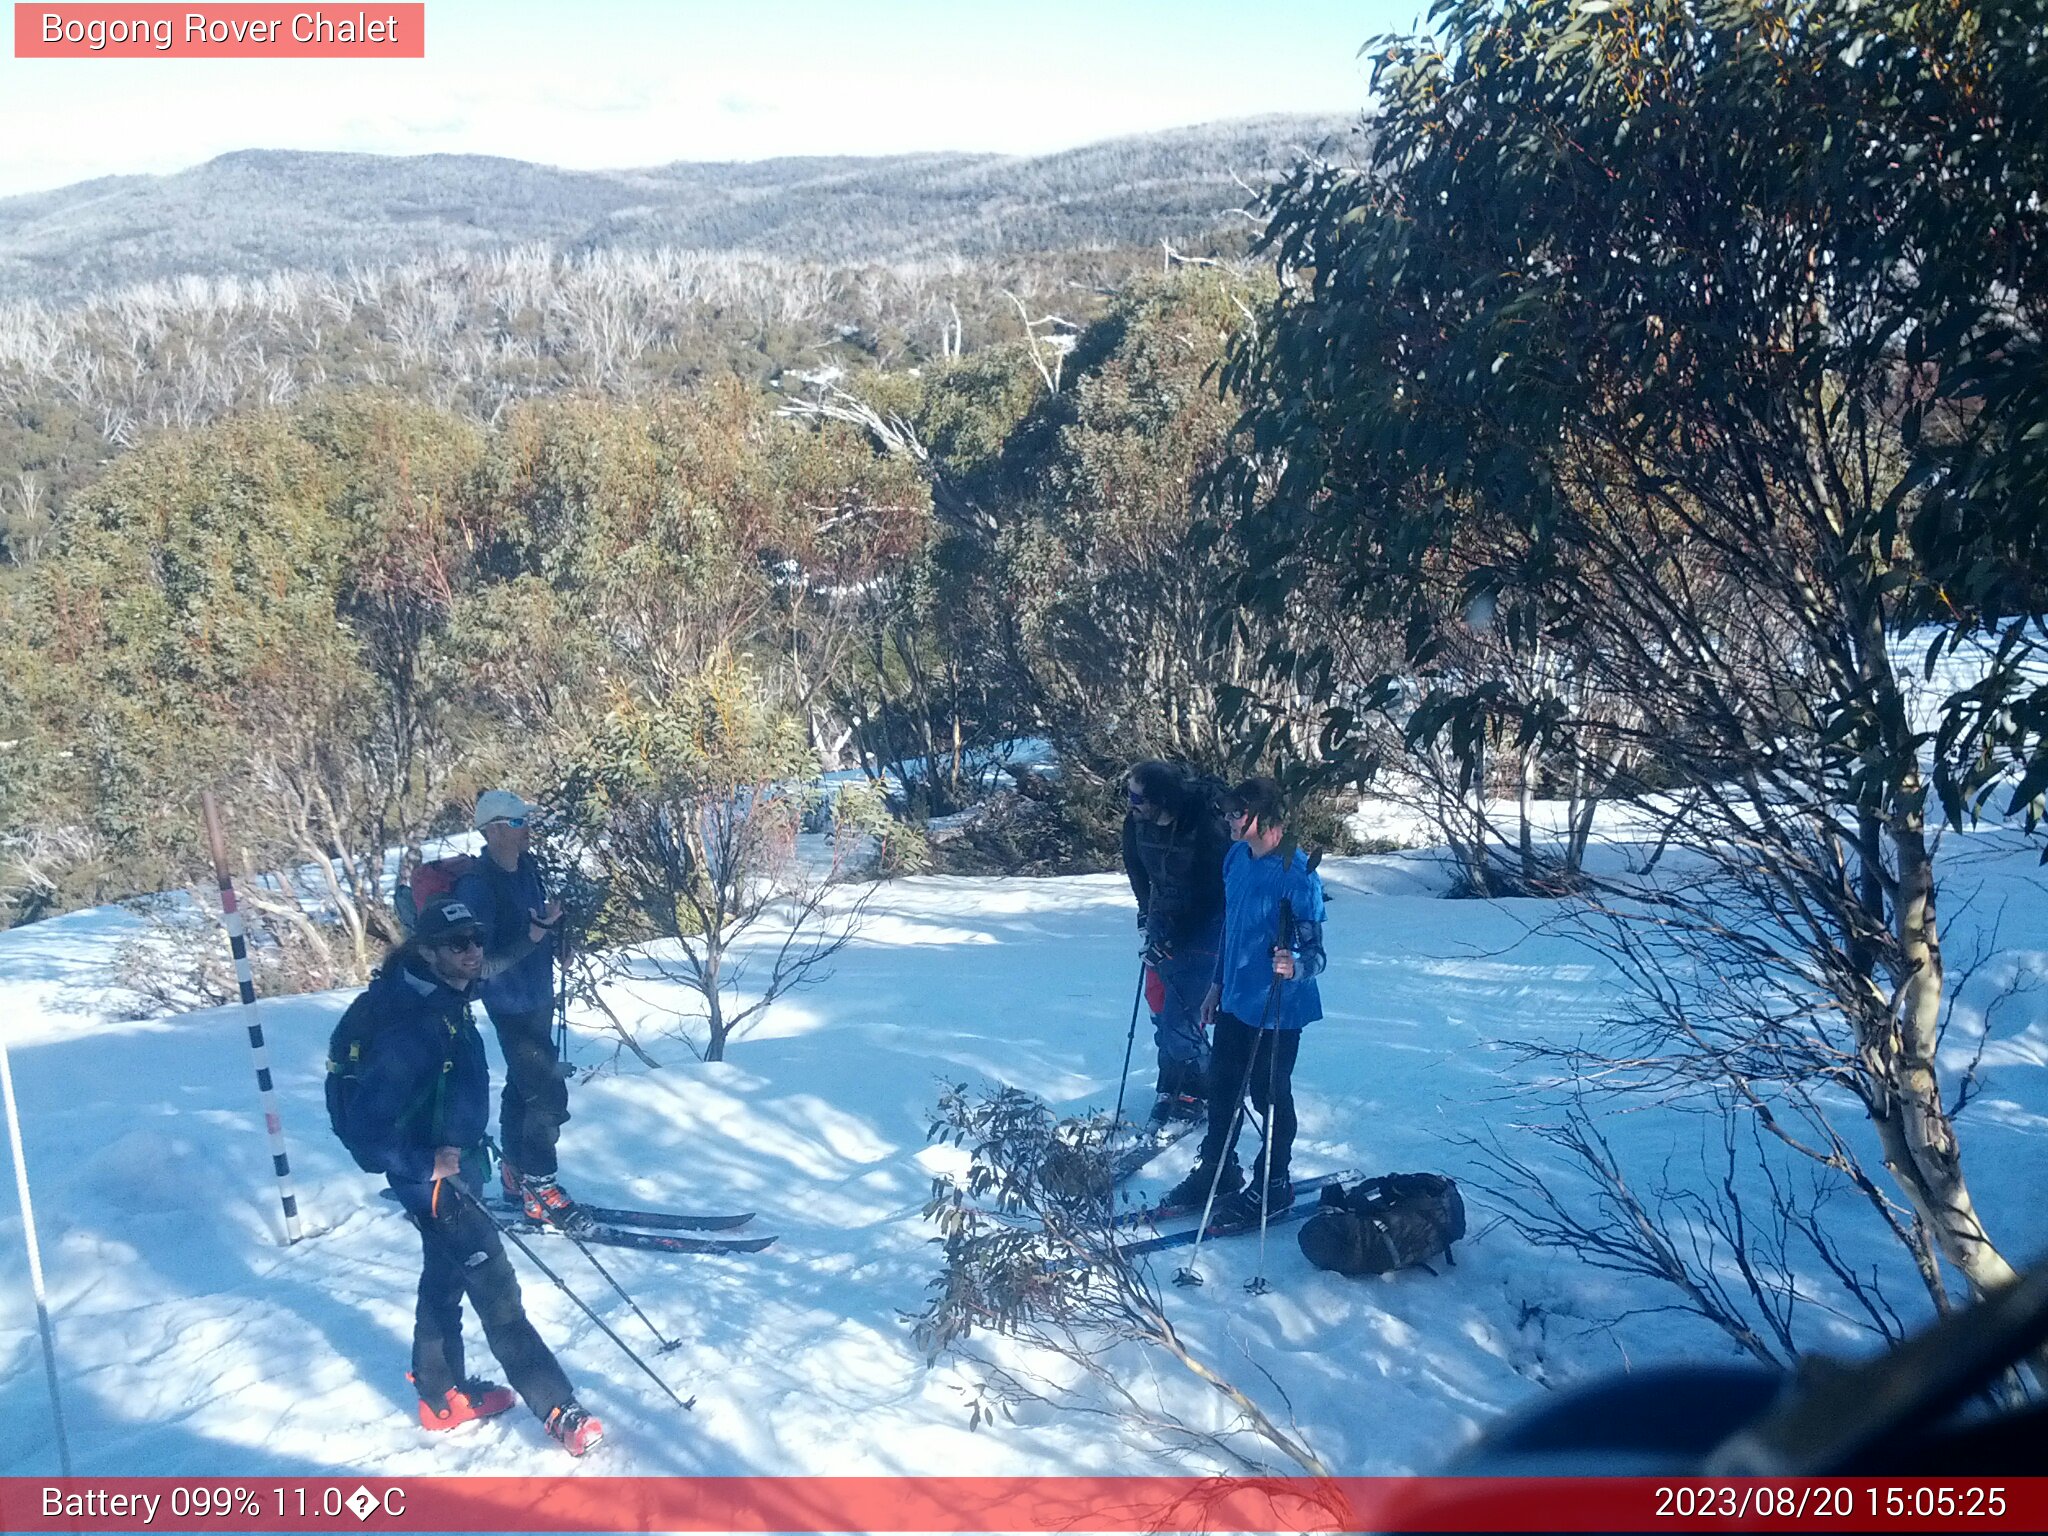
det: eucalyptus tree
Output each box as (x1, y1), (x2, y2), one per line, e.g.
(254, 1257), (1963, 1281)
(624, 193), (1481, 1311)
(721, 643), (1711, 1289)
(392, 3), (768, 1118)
(1220, 0), (2048, 1311)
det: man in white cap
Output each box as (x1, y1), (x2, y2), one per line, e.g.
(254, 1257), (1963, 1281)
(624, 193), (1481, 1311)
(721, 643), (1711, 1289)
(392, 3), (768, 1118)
(453, 789), (584, 1231)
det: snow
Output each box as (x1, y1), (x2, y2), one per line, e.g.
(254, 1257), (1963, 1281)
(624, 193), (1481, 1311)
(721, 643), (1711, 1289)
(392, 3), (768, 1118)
(1, 822), (2045, 1479)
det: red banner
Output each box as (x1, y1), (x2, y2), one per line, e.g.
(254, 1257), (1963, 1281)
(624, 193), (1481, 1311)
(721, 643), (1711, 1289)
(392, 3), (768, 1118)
(1, 1477), (2043, 1532)
(14, 5), (424, 58)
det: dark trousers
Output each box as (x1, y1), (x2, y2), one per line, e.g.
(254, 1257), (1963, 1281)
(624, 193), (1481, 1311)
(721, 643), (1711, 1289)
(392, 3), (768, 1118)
(490, 1007), (569, 1178)
(1197, 1012), (1303, 1184)
(1148, 937), (1217, 1080)
(411, 1188), (573, 1422)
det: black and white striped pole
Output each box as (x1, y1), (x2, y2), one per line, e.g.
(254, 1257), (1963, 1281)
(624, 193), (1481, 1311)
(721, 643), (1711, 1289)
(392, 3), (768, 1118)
(201, 791), (303, 1245)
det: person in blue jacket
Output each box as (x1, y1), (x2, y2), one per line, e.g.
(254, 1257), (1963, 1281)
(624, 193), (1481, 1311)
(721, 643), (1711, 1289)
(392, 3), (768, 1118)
(1160, 776), (1327, 1220)
(452, 789), (582, 1230)
(342, 897), (603, 1455)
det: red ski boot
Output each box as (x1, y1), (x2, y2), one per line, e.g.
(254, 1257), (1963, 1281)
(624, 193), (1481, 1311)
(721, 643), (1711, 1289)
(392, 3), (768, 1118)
(545, 1400), (605, 1457)
(412, 1375), (516, 1431)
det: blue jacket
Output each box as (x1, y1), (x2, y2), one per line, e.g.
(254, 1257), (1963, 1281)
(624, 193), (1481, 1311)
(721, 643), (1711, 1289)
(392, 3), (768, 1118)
(342, 954), (491, 1211)
(454, 852), (555, 1016)
(1213, 841), (1326, 1030)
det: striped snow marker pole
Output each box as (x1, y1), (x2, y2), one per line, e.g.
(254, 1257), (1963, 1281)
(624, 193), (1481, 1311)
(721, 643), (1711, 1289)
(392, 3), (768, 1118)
(201, 791), (303, 1245)
(1, 1037), (72, 1474)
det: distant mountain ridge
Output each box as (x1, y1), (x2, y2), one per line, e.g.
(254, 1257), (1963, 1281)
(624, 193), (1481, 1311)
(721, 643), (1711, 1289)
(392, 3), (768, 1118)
(0, 115), (1360, 303)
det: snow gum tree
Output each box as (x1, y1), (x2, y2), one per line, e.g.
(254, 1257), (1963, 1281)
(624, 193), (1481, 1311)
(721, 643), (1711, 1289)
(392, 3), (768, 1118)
(555, 656), (871, 1064)
(1219, 0), (2048, 1316)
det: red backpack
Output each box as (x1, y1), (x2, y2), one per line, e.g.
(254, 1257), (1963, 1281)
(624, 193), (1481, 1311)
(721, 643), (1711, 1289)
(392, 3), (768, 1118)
(397, 853), (477, 934)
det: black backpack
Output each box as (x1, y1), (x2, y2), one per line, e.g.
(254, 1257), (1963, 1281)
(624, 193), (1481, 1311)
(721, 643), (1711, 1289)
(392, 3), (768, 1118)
(323, 980), (451, 1174)
(325, 991), (388, 1172)
(1298, 1172), (1466, 1276)
(1181, 770), (1231, 825)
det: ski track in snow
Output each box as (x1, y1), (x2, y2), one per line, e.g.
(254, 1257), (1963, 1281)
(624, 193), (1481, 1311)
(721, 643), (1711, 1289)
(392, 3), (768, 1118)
(1, 829), (2044, 1478)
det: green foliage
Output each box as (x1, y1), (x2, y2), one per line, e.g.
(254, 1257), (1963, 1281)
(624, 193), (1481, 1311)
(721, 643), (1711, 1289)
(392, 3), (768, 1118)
(1284, 788), (1372, 861)
(907, 269), (1280, 797)
(560, 657), (816, 948)
(828, 779), (930, 877)
(555, 655), (871, 1062)
(900, 345), (1046, 511)
(916, 1083), (1127, 1366)
(17, 415), (353, 873)
(0, 397), (98, 563)
(1223, 0), (2048, 824)
(927, 779), (1125, 878)
(1, 376), (956, 930)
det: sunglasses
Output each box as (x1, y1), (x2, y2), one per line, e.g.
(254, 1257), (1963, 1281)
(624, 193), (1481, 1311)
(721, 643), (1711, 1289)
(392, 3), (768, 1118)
(1227, 808), (1250, 825)
(1126, 790), (1148, 809)
(489, 816), (528, 829)
(434, 934), (485, 952)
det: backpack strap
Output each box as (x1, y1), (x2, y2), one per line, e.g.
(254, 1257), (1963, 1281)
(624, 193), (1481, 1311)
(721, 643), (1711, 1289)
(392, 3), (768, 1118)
(418, 1005), (462, 1145)
(386, 990), (463, 1144)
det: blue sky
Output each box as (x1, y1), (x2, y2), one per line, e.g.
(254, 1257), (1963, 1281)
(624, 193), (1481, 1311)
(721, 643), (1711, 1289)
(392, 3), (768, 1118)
(0, 1), (1422, 197)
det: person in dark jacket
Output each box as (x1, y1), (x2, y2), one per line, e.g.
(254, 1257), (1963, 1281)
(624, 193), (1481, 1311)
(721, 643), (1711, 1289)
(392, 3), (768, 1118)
(342, 897), (603, 1456)
(452, 789), (583, 1230)
(1160, 777), (1327, 1221)
(1121, 761), (1230, 1122)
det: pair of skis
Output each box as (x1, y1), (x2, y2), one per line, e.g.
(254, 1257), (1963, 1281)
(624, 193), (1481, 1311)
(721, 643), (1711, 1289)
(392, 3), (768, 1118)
(1109, 1169), (1354, 1257)
(481, 1197), (777, 1256)
(385, 1188), (776, 1255)
(1096, 1113), (1352, 1257)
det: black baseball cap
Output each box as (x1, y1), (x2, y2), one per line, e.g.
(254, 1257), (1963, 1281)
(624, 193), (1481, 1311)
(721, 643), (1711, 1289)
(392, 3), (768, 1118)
(415, 898), (484, 946)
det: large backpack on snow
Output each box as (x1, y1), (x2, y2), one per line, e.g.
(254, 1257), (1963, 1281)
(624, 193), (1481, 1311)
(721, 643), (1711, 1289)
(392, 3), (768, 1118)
(393, 854), (477, 937)
(1298, 1172), (1466, 1276)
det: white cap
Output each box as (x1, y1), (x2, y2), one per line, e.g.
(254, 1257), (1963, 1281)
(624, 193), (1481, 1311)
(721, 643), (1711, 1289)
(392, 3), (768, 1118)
(474, 789), (536, 829)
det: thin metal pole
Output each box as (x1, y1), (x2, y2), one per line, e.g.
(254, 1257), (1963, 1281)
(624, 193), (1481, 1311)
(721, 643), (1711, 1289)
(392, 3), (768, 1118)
(455, 1183), (695, 1412)
(200, 790), (303, 1244)
(1, 1038), (73, 1474)
(1110, 964), (1147, 1136)
(488, 1140), (678, 1353)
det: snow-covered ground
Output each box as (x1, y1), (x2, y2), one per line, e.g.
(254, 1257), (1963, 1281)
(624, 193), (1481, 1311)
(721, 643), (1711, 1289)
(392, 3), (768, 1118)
(1, 823), (2044, 1479)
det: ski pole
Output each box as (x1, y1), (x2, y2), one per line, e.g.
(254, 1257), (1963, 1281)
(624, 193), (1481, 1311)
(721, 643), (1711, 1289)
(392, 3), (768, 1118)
(1176, 889), (1299, 1289)
(553, 938), (567, 1065)
(488, 1141), (681, 1354)
(454, 1182), (696, 1411)
(1, 1038), (71, 1476)
(553, 917), (572, 1069)
(1246, 1022), (1283, 1297)
(1172, 1022), (1264, 1290)
(1109, 963), (1146, 1138)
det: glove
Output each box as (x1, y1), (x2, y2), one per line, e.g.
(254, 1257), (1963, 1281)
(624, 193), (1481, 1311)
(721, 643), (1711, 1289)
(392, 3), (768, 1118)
(1136, 910), (1148, 932)
(1142, 938), (1172, 968)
